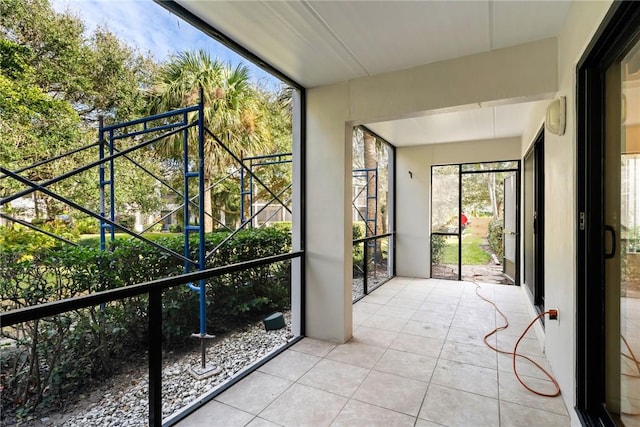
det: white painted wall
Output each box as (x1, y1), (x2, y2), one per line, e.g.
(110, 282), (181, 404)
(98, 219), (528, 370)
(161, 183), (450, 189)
(518, 2), (612, 424)
(395, 137), (521, 278)
(349, 38), (558, 124)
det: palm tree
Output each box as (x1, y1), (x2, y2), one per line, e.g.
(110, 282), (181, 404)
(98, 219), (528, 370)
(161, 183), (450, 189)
(148, 50), (268, 232)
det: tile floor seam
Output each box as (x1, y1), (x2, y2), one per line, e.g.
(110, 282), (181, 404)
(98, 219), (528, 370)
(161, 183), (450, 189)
(496, 342), (504, 425)
(326, 394), (351, 427)
(290, 381), (360, 401)
(303, 353), (375, 400)
(497, 398), (570, 417)
(412, 288), (461, 425)
(347, 391), (422, 419)
(339, 396), (420, 425)
(369, 363), (433, 384)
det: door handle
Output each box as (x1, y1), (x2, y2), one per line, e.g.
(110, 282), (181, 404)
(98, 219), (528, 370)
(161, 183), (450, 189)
(604, 225), (616, 259)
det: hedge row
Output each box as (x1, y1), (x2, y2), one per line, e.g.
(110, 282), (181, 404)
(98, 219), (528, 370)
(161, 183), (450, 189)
(0, 227), (291, 418)
(487, 219), (504, 260)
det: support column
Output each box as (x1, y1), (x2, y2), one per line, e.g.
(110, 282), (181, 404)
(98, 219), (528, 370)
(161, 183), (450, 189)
(305, 82), (352, 343)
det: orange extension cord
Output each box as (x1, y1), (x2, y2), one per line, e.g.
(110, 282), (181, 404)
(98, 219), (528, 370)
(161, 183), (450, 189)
(474, 281), (561, 397)
(621, 335), (640, 417)
(622, 335), (640, 378)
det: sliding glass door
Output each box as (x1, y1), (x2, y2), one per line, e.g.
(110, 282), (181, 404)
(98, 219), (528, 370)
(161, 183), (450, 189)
(603, 35), (640, 426)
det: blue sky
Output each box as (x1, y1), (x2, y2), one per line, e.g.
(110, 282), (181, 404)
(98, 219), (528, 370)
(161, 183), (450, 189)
(51, 0), (282, 90)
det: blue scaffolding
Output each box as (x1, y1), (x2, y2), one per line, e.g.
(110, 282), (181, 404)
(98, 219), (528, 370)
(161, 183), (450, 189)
(240, 153), (292, 227)
(352, 166), (379, 271)
(352, 166), (378, 237)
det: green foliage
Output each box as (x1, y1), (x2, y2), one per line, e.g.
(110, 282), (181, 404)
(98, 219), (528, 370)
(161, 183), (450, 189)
(271, 221), (292, 234)
(352, 242), (364, 276)
(0, 38), (81, 199)
(488, 219), (504, 259)
(431, 235), (446, 264)
(76, 232), (181, 248)
(461, 165), (516, 220)
(0, 245), (125, 414)
(75, 216), (100, 234)
(0, 227), (291, 418)
(0, 0), (162, 218)
(203, 228), (291, 328)
(147, 50), (293, 232)
(0, 221), (79, 254)
(353, 221), (366, 240)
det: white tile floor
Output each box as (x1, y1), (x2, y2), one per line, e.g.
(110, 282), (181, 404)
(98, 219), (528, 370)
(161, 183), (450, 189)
(178, 277), (570, 426)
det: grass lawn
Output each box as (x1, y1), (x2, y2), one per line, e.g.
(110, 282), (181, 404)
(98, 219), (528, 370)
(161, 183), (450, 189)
(441, 235), (492, 265)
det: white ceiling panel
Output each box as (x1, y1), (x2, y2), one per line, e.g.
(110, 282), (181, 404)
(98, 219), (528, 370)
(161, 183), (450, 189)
(177, 0), (571, 89)
(176, 1), (369, 87)
(306, 1), (491, 75)
(492, 1), (572, 50)
(366, 100), (549, 147)
(493, 100), (549, 137)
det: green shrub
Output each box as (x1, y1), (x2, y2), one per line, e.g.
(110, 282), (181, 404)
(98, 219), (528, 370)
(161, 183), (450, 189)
(271, 221), (292, 234)
(0, 220), (79, 253)
(487, 219), (504, 259)
(352, 241), (364, 276)
(431, 234), (446, 264)
(77, 232), (181, 248)
(75, 216), (100, 234)
(353, 221), (366, 240)
(0, 226), (292, 417)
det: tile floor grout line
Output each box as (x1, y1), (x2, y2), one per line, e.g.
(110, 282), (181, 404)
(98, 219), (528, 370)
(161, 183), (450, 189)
(413, 285), (459, 426)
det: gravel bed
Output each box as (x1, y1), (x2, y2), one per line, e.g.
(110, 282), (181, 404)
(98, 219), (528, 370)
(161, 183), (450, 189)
(14, 313), (292, 427)
(352, 274), (391, 301)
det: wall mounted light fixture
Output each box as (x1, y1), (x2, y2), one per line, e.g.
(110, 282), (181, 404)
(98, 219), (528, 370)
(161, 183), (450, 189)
(546, 96), (566, 136)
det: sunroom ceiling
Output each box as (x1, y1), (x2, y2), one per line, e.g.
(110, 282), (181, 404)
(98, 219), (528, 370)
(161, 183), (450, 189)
(175, 0), (572, 145)
(366, 100), (550, 146)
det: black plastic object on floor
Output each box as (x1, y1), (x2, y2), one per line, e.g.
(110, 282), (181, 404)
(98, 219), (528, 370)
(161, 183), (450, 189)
(263, 312), (285, 330)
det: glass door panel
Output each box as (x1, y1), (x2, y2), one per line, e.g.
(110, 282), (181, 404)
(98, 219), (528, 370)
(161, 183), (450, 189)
(431, 165), (460, 279)
(605, 36), (640, 426)
(431, 165), (460, 234)
(504, 174), (517, 281)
